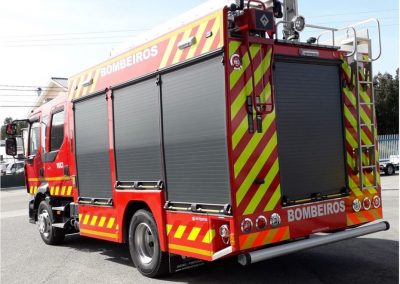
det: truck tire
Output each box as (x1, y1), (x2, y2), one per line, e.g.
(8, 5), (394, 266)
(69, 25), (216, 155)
(128, 209), (169, 278)
(37, 201), (65, 245)
(384, 164), (395, 176)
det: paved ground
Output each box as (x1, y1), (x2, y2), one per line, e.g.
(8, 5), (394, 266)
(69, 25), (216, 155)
(1, 175), (398, 284)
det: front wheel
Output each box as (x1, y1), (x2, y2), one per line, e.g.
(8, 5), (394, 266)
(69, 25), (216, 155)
(37, 201), (65, 245)
(128, 209), (169, 278)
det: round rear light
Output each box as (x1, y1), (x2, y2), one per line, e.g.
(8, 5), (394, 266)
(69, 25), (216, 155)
(352, 199), (361, 212)
(240, 218), (253, 233)
(255, 216), (267, 230)
(362, 197), (371, 210)
(372, 195), (381, 208)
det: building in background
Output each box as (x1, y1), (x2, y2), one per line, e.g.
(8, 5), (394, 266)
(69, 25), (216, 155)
(28, 77), (68, 114)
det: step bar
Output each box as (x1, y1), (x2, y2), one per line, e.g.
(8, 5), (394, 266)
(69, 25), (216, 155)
(238, 221), (390, 266)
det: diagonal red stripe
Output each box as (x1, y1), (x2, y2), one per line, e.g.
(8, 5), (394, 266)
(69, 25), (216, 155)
(237, 148), (279, 215)
(166, 32), (184, 67)
(253, 174), (281, 214)
(193, 18), (216, 57)
(179, 25), (200, 62)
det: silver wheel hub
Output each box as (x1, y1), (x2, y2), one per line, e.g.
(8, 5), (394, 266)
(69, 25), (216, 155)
(38, 209), (51, 238)
(134, 223), (155, 264)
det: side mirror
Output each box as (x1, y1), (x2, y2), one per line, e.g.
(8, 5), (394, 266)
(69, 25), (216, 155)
(5, 123), (17, 135)
(5, 138), (17, 156)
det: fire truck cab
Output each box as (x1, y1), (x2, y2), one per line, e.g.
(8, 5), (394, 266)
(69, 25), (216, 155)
(5, 0), (389, 278)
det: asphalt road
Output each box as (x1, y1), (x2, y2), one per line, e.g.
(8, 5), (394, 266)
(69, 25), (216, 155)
(1, 175), (398, 284)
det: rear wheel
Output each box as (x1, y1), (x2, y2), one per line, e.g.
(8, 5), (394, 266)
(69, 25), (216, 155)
(128, 209), (169, 278)
(37, 201), (65, 245)
(385, 164), (395, 175)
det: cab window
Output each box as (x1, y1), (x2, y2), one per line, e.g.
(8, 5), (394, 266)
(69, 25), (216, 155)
(29, 121), (40, 156)
(50, 110), (65, 152)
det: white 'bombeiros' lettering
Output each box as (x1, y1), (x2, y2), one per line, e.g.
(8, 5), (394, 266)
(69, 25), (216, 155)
(100, 45), (159, 77)
(287, 200), (346, 222)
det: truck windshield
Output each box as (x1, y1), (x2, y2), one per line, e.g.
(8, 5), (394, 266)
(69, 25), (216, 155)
(29, 121), (40, 156)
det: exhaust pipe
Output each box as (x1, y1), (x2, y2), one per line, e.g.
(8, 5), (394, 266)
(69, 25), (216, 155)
(238, 221), (390, 265)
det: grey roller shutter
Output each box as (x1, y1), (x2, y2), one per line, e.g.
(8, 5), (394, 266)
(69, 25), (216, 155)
(74, 95), (112, 199)
(113, 78), (162, 182)
(274, 60), (346, 202)
(162, 56), (231, 205)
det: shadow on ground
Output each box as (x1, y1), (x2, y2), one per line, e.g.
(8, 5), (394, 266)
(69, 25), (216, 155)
(62, 234), (399, 284)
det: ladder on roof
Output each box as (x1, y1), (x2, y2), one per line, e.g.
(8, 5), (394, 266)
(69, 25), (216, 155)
(341, 19), (382, 192)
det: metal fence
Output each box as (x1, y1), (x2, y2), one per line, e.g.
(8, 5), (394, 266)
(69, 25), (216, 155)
(378, 134), (399, 160)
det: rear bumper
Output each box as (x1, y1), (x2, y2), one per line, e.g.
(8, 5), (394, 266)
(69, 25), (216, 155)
(238, 221), (390, 265)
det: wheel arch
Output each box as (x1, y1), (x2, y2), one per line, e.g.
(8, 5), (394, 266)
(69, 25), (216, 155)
(121, 200), (168, 252)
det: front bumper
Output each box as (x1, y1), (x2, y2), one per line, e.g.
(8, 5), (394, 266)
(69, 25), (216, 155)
(238, 221), (390, 265)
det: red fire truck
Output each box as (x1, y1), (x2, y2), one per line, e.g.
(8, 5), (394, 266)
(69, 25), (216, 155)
(5, 0), (389, 278)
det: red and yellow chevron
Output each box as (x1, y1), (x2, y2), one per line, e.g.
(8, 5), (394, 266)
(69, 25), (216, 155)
(239, 226), (290, 250)
(228, 39), (281, 219)
(79, 212), (119, 241)
(68, 10), (224, 101)
(347, 208), (383, 226)
(165, 212), (232, 261)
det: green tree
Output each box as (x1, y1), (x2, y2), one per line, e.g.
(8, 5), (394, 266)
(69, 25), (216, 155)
(0, 117), (28, 140)
(374, 68), (399, 135)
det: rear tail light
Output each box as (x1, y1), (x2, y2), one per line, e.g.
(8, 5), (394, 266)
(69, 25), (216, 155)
(241, 218), (253, 233)
(352, 199), (362, 212)
(372, 195), (381, 208)
(362, 197), (371, 210)
(255, 216), (267, 230)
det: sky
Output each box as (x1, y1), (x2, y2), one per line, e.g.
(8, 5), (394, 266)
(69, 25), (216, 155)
(0, 0), (398, 124)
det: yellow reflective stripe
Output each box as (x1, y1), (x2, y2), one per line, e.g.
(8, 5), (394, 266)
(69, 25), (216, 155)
(83, 215), (90, 225)
(228, 40), (241, 58)
(55, 186), (60, 195)
(186, 21), (208, 59)
(166, 224), (173, 236)
(61, 186), (66, 195)
(159, 34), (178, 68)
(80, 228), (117, 239)
(349, 178), (363, 197)
(90, 216), (98, 226)
(243, 159), (279, 215)
(171, 28), (193, 64)
(50, 186), (54, 195)
(232, 116), (249, 150)
(234, 114), (275, 178)
(263, 185), (281, 212)
(201, 229), (215, 244)
(107, 217), (115, 229)
(187, 227), (201, 241)
(78, 213), (82, 221)
(345, 129), (358, 149)
(231, 79), (253, 120)
(241, 233), (258, 250)
(67, 186), (72, 195)
(27, 176), (71, 182)
(230, 44), (260, 90)
(34, 187), (38, 194)
(168, 244), (212, 257)
(236, 132), (278, 206)
(89, 69), (100, 94)
(98, 216), (107, 227)
(174, 225), (186, 239)
(343, 87), (356, 105)
(344, 105), (357, 127)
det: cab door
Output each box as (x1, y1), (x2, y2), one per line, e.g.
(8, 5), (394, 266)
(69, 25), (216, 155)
(25, 115), (43, 195)
(43, 105), (72, 197)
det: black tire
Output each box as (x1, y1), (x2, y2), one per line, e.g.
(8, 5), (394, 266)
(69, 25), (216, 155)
(128, 209), (169, 278)
(384, 164), (395, 176)
(37, 201), (65, 245)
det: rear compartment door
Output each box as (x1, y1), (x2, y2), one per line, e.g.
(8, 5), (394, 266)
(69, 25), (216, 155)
(273, 58), (347, 203)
